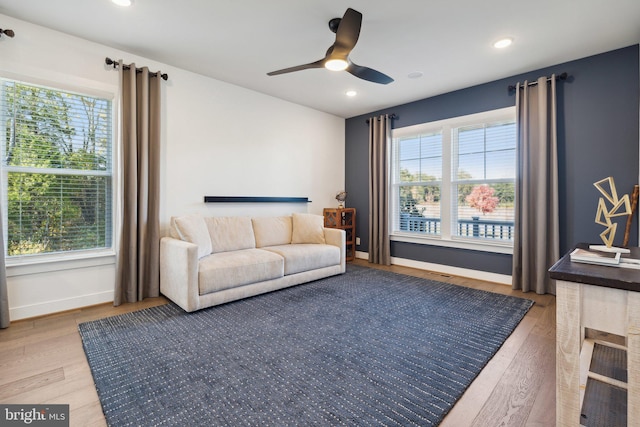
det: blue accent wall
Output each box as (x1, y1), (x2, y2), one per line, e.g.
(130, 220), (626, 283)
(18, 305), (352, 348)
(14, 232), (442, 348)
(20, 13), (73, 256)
(345, 45), (639, 275)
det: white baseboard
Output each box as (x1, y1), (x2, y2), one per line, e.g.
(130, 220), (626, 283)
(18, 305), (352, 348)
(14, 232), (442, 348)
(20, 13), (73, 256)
(10, 291), (113, 321)
(355, 251), (511, 285)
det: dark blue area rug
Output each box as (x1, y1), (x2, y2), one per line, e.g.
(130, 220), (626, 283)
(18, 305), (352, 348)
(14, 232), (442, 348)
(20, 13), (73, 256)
(79, 265), (533, 426)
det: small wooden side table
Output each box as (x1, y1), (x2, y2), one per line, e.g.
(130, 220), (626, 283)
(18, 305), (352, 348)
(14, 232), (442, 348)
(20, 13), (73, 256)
(323, 208), (356, 261)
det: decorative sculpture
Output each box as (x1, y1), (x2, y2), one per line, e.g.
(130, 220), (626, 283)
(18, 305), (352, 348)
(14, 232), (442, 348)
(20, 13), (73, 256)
(593, 176), (632, 249)
(335, 191), (347, 208)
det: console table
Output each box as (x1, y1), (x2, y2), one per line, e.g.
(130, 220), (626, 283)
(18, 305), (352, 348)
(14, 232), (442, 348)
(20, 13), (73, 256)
(549, 243), (640, 426)
(323, 208), (355, 261)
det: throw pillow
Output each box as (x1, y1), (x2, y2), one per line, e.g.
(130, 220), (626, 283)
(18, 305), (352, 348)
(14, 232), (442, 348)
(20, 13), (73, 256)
(205, 216), (256, 253)
(291, 213), (326, 244)
(174, 214), (212, 258)
(252, 216), (293, 247)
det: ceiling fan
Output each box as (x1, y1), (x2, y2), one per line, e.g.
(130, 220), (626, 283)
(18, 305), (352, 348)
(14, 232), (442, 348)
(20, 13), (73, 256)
(267, 7), (393, 85)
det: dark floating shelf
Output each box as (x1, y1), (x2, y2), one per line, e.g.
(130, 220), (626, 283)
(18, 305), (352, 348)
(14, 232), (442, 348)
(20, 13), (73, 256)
(204, 196), (311, 203)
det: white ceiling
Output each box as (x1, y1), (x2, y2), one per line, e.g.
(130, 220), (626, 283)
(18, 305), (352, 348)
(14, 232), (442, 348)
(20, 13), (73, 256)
(1, 0), (639, 118)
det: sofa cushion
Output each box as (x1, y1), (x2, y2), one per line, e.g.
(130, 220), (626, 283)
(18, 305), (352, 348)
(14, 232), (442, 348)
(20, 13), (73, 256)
(262, 244), (340, 275)
(205, 216), (256, 253)
(252, 216), (292, 248)
(173, 214), (212, 259)
(198, 249), (284, 294)
(168, 216), (181, 239)
(291, 213), (326, 244)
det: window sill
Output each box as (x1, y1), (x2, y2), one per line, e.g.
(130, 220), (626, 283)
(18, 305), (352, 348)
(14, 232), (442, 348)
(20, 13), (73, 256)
(391, 233), (513, 255)
(6, 250), (117, 277)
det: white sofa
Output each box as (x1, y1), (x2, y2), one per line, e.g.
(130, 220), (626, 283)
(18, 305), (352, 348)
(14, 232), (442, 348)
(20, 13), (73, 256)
(160, 213), (346, 312)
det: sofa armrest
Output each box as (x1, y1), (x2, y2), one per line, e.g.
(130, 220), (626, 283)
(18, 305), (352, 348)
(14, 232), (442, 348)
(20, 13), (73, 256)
(323, 227), (346, 273)
(160, 237), (201, 312)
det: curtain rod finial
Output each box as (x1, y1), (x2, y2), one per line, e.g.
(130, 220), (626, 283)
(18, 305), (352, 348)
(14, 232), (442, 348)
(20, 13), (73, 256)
(105, 57), (118, 69)
(0, 28), (15, 38)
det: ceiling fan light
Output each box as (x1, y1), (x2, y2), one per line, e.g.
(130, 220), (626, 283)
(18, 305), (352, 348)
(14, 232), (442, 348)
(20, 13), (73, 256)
(325, 59), (348, 71)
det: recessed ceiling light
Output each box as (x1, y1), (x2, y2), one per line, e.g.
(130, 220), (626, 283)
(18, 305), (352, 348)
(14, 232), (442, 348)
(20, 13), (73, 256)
(407, 71), (423, 79)
(111, 0), (132, 6)
(493, 38), (513, 49)
(345, 90), (357, 97)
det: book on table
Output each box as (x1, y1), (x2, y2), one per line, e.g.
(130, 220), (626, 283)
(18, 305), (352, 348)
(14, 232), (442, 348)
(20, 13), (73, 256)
(570, 248), (621, 266)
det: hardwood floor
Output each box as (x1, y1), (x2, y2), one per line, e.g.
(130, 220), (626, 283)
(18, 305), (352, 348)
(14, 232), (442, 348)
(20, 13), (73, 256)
(0, 260), (556, 426)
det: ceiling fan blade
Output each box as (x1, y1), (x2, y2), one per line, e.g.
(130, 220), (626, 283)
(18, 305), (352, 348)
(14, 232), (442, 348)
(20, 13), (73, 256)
(347, 62), (394, 85)
(267, 59), (325, 76)
(332, 8), (362, 58)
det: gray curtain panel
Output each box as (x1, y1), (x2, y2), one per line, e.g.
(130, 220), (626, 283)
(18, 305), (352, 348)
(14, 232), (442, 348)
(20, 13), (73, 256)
(0, 204), (9, 328)
(512, 75), (560, 295)
(114, 62), (161, 305)
(368, 114), (391, 265)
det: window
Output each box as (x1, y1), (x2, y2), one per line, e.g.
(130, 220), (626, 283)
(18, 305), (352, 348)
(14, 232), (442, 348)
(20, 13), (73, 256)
(1, 78), (113, 259)
(395, 131), (443, 235)
(391, 107), (516, 250)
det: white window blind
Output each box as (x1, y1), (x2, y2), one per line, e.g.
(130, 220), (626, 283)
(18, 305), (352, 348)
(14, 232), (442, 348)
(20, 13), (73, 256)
(0, 78), (113, 257)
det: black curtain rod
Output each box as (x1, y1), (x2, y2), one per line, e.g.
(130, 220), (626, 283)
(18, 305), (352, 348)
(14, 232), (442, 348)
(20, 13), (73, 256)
(105, 57), (168, 81)
(365, 113), (398, 124)
(508, 72), (568, 92)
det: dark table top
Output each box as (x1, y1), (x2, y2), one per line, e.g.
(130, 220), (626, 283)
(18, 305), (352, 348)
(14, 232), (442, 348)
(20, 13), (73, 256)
(549, 243), (640, 292)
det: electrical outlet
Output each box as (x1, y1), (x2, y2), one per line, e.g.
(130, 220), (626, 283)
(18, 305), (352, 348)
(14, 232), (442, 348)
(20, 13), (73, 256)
(356, 237), (361, 246)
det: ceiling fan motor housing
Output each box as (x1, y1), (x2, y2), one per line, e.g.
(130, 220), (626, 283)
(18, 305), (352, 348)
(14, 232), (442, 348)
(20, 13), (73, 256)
(328, 17), (341, 33)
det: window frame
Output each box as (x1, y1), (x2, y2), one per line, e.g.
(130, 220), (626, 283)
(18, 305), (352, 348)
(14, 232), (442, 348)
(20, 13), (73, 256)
(390, 107), (516, 254)
(0, 72), (119, 271)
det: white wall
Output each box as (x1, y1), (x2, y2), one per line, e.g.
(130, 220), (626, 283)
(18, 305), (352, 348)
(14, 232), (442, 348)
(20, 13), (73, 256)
(0, 14), (345, 321)
(161, 64), (344, 224)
